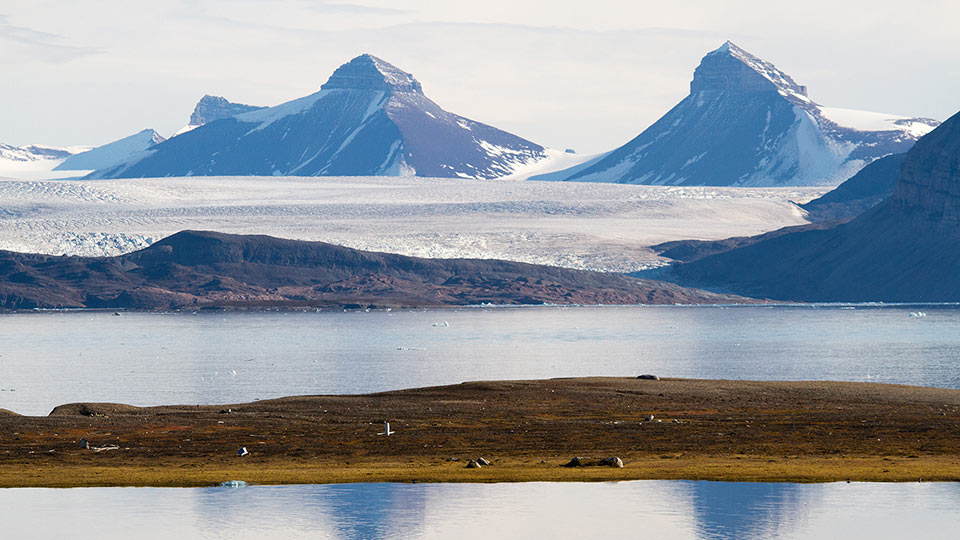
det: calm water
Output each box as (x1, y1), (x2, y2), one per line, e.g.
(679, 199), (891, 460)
(1, 305), (959, 415)
(4, 481), (960, 540)
(3, 305), (959, 537)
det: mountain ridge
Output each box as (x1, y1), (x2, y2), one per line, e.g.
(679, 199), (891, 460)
(55, 129), (165, 172)
(0, 230), (747, 309)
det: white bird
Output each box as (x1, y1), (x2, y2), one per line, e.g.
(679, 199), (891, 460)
(378, 421), (395, 436)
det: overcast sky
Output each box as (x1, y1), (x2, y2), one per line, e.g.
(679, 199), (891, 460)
(2, 1), (958, 153)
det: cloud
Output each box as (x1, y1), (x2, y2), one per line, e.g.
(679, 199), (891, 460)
(309, 1), (411, 15)
(0, 15), (101, 64)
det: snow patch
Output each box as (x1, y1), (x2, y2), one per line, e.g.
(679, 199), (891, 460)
(238, 90), (333, 133)
(818, 107), (938, 136)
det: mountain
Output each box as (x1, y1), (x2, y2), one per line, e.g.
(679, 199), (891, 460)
(534, 41), (938, 186)
(0, 144), (74, 162)
(0, 230), (745, 309)
(660, 110), (960, 302)
(173, 95), (265, 136)
(55, 129), (166, 171)
(1, 143), (78, 167)
(800, 152), (905, 222)
(0, 143), (88, 177)
(91, 54), (548, 179)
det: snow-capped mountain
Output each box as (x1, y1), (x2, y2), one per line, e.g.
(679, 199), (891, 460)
(534, 41), (939, 186)
(55, 129), (166, 171)
(92, 54), (548, 179)
(0, 144), (74, 163)
(173, 95), (264, 137)
(0, 143), (89, 178)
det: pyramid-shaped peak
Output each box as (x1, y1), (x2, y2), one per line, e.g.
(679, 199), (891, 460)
(694, 41), (811, 103)
(321, 54), (423, 93)
(708, 40), (751, 59)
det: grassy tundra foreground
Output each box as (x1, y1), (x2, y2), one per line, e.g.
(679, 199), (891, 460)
(2, 377), (960, 487)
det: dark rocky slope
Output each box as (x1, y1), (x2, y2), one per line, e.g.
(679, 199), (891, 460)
(800, 153), (905, 222)
(0, 231), (743, 309)
(662, 110), (960, 302)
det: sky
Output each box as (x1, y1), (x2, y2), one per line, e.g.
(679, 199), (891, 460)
(2, 0), (959, 153)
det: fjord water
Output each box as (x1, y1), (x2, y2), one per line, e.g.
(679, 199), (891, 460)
(4, 305), (960, 539)
(2, 305), (960, 415)
(5, 481), (960, 540)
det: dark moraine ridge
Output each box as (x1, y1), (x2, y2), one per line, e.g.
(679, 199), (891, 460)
(0, 230), (744, 309)
(662, 109), (960, 302)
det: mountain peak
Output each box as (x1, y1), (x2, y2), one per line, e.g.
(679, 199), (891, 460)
(320, 54), (423, 93)
(138, 128), (166, 145)
(693, 41), (810, 103)
(188, 95), (263, 127)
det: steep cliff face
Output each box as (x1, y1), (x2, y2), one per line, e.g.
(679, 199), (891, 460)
(171, 95), (265, 137)
(892, 113), (960, 225)
(536, 42), (938, 187)
(92, 54), (547, 179)
(188, 95), (264, 127)
(662, 110), (960, 302)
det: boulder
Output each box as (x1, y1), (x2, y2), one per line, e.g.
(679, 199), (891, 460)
(600, 456), (624, 468)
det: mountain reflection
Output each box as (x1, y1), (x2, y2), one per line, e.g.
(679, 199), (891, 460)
(193, 482), (428, 539)
(5, 481), (960, 539)
(685, 481), (810, 539)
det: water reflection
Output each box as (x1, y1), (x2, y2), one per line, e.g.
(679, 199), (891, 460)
(4, 481), (960, 540)
(687, 481), (809, 539)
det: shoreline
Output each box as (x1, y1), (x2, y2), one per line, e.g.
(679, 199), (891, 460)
(2, 377), (960, 487)
(3, 301), (960, 316)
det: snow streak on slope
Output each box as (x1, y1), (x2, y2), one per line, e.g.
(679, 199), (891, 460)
(0, 175), (822, 272)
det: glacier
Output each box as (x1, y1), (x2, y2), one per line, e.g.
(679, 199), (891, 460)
(0, 175), (822, 272)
